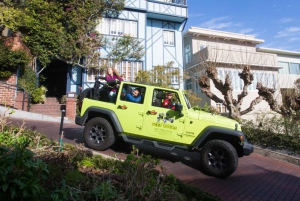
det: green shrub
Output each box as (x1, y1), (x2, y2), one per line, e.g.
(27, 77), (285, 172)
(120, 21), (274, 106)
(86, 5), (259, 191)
(0, 112), (221, 201)
(17, 65), (38, 95)
(32, 86), (47, 103)
(0, 143), (49, 200)
(241, 111), (300, 154)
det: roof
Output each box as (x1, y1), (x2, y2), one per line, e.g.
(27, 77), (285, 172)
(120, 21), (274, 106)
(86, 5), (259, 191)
(257, 47), (300, 57)
(183, 26), (264, 44)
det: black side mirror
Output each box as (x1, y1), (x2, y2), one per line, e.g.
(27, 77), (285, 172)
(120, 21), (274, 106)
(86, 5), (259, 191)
(174, 103), (184, 117)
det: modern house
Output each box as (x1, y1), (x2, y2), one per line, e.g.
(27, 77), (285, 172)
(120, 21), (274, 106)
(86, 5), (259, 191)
(66, 0), (188, 95)
(183, 27), (300, 119)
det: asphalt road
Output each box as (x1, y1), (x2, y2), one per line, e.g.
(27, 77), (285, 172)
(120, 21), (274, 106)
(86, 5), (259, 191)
(9, 118), (300, 201)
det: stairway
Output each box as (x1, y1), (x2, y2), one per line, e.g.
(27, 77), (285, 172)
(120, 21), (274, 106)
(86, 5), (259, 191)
(29, 97), (66, 118)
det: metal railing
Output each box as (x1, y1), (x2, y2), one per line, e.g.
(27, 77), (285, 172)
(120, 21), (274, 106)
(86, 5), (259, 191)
(153, 0), (187, 5)
(0, 81), (29, 111)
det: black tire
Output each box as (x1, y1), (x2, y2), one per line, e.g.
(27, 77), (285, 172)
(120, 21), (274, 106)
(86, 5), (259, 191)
(83, 117), (115, 151)
(200, 140), (238, 179)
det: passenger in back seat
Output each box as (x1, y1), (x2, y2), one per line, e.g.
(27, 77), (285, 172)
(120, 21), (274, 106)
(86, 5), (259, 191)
(126, 88), (142, 103)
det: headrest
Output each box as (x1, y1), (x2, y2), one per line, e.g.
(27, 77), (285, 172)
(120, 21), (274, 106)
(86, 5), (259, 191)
(156, 91), (164, 99)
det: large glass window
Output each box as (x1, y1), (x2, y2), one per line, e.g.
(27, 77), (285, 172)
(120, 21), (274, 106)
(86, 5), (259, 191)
(217, 68), (276, 91)
(290, 63), (300, 74)
(163, 31), (175, 46)
(97, 18), (137, 37)
(278, 61), (290, 74)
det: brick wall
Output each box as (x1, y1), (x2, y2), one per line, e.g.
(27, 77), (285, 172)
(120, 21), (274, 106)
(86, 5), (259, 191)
(0, 74), (29, 110)
(0, 74), (17, 108)
(66, 97), (77, 122)
(0, 33), (32, 110)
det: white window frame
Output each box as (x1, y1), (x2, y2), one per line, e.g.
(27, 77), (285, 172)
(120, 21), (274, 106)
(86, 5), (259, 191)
(163, 30), (175, 46)
(120, 61), (142, 82)
(216, 103), (227, 113)
(97, 18), (137, 37)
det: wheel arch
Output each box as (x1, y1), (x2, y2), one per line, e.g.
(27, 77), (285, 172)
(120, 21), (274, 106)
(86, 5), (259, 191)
(81, 107), (123, 134)
(192, 127), (245, 157)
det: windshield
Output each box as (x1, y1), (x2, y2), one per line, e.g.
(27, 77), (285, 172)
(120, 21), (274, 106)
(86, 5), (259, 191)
(183, 94), (192, 109)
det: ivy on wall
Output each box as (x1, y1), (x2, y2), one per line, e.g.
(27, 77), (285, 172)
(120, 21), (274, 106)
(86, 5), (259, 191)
(0, 38), (30, 78)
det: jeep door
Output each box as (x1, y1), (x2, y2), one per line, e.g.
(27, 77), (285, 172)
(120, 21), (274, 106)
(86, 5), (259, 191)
(115, 84), (146, 135)
(143, 89), (185, 142)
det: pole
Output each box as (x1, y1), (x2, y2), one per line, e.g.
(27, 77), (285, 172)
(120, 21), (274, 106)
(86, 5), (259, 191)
(59, 110), (66, 152)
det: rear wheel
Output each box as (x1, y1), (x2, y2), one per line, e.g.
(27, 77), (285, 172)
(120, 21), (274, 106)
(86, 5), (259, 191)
(83, 117), (115, 151)
(200, 140), (238, 178)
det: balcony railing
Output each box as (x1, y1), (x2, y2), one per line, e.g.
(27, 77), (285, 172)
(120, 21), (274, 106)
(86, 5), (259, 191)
(152, 0), (187, 6)
(198, 46), (278, 68)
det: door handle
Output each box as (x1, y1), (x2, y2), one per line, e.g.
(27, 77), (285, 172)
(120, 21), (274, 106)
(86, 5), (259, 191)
(147, 110), (157, 115)
(118, 105), (127, 109)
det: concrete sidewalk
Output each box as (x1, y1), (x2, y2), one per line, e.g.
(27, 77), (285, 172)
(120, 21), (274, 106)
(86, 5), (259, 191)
(0, 105), (72, 123)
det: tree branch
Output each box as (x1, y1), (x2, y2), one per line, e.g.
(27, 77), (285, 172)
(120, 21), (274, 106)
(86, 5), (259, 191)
(199, 75), (224, 103)
(240, 96), (264, 115)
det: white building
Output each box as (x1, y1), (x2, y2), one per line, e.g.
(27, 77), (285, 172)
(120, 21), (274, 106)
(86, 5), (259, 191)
(183, 27), (300, 119)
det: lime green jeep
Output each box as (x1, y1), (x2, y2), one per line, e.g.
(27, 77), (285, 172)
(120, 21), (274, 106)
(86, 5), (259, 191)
(75, 78), (253, 178)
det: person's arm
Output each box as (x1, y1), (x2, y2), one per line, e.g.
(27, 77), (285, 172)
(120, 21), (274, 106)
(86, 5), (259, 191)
(113, 75), (123, 81)
(162, 99), (169, 108)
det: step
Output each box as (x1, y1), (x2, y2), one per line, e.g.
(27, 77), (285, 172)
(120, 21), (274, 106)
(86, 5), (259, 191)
(29, 104), (66, 117)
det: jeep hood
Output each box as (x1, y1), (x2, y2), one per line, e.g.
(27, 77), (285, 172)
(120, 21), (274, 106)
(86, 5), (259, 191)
(188, 108), (240, 130)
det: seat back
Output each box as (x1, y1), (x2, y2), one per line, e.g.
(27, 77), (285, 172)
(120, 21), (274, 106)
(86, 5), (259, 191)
(153, 91), (164, 107)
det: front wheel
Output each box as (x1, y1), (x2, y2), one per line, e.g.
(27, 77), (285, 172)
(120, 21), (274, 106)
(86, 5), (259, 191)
(200, 140), (238, 179)
(83, 117), (115, 151)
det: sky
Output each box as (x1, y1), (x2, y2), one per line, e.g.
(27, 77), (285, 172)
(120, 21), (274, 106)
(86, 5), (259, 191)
(185, 0), (300, 52)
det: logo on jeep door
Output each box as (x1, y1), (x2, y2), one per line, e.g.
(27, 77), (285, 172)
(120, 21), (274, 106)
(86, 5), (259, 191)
(156, 113), (174, 123)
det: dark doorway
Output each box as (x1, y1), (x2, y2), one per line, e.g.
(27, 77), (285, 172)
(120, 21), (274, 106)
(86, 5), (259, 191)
(40, 60), (68, 98)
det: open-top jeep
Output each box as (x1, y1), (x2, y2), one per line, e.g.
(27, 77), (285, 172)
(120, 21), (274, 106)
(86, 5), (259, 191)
(75, 78), (253, 178)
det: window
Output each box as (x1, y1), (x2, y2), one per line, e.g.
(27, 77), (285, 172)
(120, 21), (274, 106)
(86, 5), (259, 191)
(120, 84), (146, 104)
(290, 63), (300, 74)
(185, 45), (191, 64)
(195, 76), (199, 91)
(124, 20), (137, 37)
(279, 61), (300, 75)
(217, 68), (276, 91)
(97, 18), (137, 37)
(163, 31), (175, 46)
(121, 61), (142, 81)
(87, 68), (106, 82)
(165, 67), (179, 84)
(152, 89), (180, 109)
(216, 103), (227, 113)
(186, 78), (191, 90)
(279, 62), (290, 74)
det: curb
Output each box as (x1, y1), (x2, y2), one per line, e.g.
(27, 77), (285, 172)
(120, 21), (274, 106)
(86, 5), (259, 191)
(254, 146), (300, 166)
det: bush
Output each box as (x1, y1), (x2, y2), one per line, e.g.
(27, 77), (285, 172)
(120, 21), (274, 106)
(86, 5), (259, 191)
(241, 111), (300, 154)
(0, 114), (221, 201)
(31, 86), (47, 103)
(0, 143), (49, 200)
(0, 38), (30, 78)
(17, 65), (38, 95)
